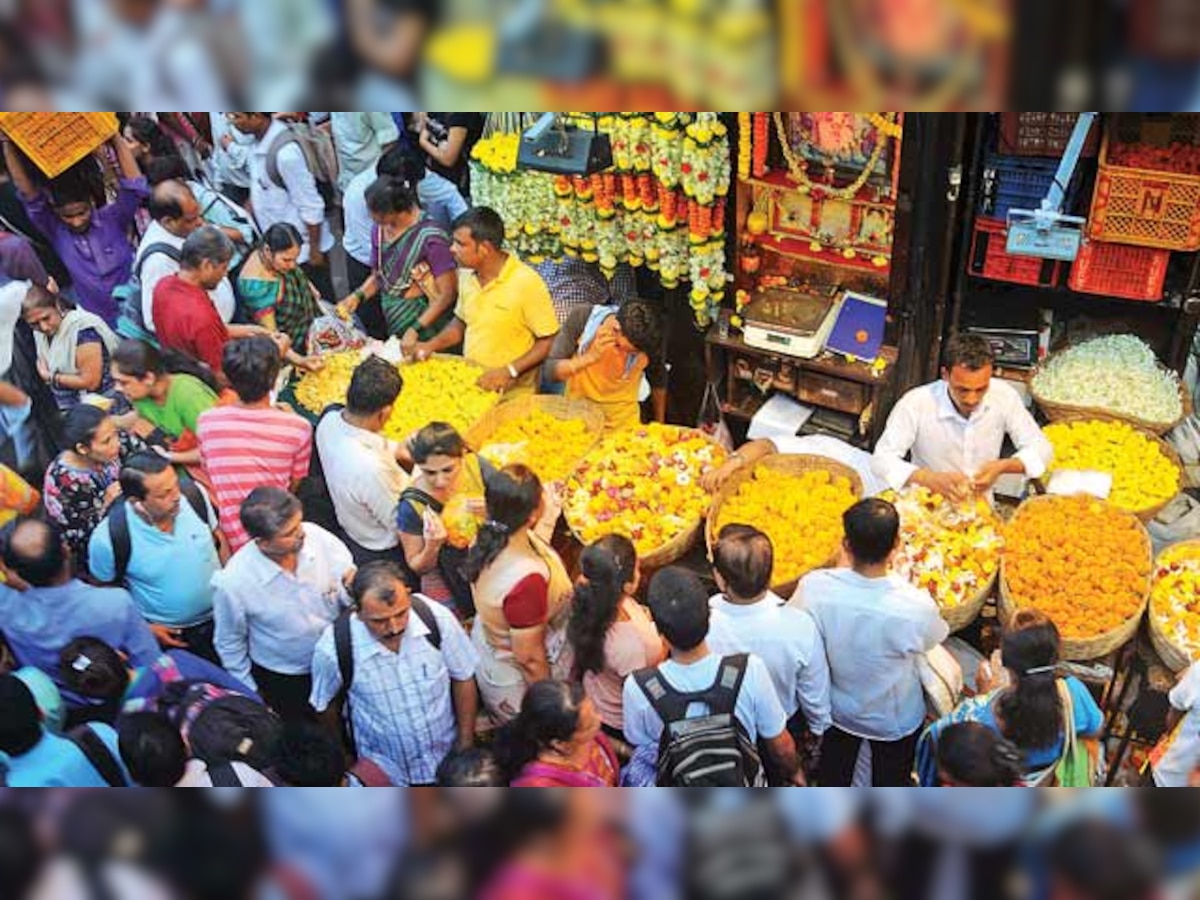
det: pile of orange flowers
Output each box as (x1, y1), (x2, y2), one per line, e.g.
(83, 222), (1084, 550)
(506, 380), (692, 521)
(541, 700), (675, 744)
(1003, 495), (1150, 641)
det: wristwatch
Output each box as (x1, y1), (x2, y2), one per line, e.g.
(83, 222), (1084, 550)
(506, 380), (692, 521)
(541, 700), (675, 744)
(507, 363), (520, 380)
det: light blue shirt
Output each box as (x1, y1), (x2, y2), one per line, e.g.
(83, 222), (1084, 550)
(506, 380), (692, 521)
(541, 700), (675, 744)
(792, 568), (950, 741)
(0, 580), (160, 695)
(89, 497), (220, 628)
(2, 723), (128, 787)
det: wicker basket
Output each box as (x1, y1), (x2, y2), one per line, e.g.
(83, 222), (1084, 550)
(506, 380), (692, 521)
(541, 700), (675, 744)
(565, 425), (725, 570)
(1040, 414), (1185, 522)
(1030, 348), (1193, 436)
(998, 496), (1152, 661)
(1148, 538), (1200, 673)
(942, 573), (996, 634)
(464, 395), (605, 484)
(705, 454), (863, 596)
(0, 113), (118, 178)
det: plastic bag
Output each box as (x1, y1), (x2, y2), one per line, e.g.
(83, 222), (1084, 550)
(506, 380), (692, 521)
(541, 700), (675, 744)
(697, 381), (734, 451)
(1149, 493), (1200, 555)
(306, 312), (365, 357)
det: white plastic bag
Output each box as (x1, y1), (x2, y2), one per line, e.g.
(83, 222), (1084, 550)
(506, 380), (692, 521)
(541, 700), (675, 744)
(697, 381), (734, 451)
(306, 310), (365, 357)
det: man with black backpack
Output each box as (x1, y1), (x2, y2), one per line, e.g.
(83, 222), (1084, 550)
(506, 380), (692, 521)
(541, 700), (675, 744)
(88, 452), (226, 663)
(623, 567), (804, 787)
(310, 561), (479, 786)
(227, 113), (336, 301)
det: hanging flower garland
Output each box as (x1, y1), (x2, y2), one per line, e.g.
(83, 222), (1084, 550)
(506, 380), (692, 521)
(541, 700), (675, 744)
(471, 111), (730, 328)
(752, 112), (770, 178)
(738, 112), (752, 181)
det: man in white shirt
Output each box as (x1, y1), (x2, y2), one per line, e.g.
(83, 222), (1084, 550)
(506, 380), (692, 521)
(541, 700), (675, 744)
(330, 113), (399, 193)
(622, 567), (805, 786)
(314, 356), (411, 564)
(310, 560), (479, 786)
(212, 487), (355, 723)
(872, 333), (1052, 502)
(792, 498), (949, 786)
(707, 525), (832, 745)
(226, 112), (335, 294)
(136, 180), (237, 335)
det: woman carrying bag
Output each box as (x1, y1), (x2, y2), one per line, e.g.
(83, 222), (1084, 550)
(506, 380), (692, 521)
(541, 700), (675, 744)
(916, 610), (1103, 786)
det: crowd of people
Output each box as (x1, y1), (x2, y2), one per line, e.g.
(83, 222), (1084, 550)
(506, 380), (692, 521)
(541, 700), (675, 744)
(0, 111), (1195, 793)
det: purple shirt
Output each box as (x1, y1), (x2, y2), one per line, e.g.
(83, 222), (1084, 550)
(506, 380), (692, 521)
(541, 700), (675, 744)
(0, 232), (48, 285)
(24, 176), (148, 325)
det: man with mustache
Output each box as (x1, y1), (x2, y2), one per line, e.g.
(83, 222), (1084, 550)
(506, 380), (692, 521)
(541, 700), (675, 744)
(311, 560), (479, 786)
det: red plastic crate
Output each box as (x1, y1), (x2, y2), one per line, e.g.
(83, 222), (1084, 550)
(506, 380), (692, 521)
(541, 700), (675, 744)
(998, 113), (1100, 158)
(968, 217), (1064, 287)
(1068, 240), (1170, 301)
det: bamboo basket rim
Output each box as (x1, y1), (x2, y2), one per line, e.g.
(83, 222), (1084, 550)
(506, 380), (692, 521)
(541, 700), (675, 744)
(1030, 346), (1193, 435)
(1040, 413), (1186, 521)
(1147, 538), (1200, 672)
(464, 394), (606, 454)
(998, 495), (1152, 660)
(564, 425), (727, 567)
(704, 453), (863, 595)
(941, 570), (996, 634)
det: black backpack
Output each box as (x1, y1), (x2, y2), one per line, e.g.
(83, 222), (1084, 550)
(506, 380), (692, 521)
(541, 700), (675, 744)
(104, 478), (211, 585)
(67, 724), (129, 787)
(159, 680), (282, 772)
(633, 654), (765, 788)
(332, 598), (441, 752)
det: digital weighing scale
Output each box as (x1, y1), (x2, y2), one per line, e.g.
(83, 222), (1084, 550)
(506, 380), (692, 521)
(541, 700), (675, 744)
(741, 287), (842, 360)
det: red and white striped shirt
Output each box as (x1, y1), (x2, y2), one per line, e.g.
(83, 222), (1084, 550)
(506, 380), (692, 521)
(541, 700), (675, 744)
(197, 405), (313, 551)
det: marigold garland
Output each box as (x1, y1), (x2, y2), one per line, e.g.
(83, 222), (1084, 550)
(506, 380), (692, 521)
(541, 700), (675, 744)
(470, 112), (730, 327)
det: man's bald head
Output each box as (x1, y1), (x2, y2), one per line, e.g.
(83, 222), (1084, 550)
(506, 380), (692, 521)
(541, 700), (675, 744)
(3, 518), (67, 587)
(148, 180), (203, 238)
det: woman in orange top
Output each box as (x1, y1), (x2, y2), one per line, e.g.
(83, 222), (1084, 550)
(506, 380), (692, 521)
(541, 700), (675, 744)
(546, 300), (666, 432)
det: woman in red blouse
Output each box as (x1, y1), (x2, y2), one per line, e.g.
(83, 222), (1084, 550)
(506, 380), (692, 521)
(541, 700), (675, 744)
(466, 465), (573, 724)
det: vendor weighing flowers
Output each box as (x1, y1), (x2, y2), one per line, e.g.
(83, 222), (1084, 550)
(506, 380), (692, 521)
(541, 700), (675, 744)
(545, 300), (667, 431)
(871, 334), (1052, 502)
(409, 207), (559, 396)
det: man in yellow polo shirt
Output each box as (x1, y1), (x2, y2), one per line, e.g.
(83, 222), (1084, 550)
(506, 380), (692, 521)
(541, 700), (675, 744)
(412, 207), (559, 396)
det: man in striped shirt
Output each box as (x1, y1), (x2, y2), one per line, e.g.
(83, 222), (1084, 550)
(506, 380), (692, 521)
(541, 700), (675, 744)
(197, 337), (312, 551)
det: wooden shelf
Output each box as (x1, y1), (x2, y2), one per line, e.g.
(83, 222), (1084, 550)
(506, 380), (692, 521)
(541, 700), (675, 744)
(706, 329), (898, 386)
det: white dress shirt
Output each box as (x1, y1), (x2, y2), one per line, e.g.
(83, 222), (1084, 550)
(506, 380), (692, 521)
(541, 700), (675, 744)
(330, 113), (399, 192)
(872, 379), (1052, 492)
(247, 119), (334, 265)
(791, 568), (949, 741)
(315, 412), (409, 551)
(212, 523), (354, 687)
(310, 600), (479, 786)
(342, 162), (378, 267)
(708, 592), (833, 734)
(622, 652), (788, 748)
(137, 220), (236, 330)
